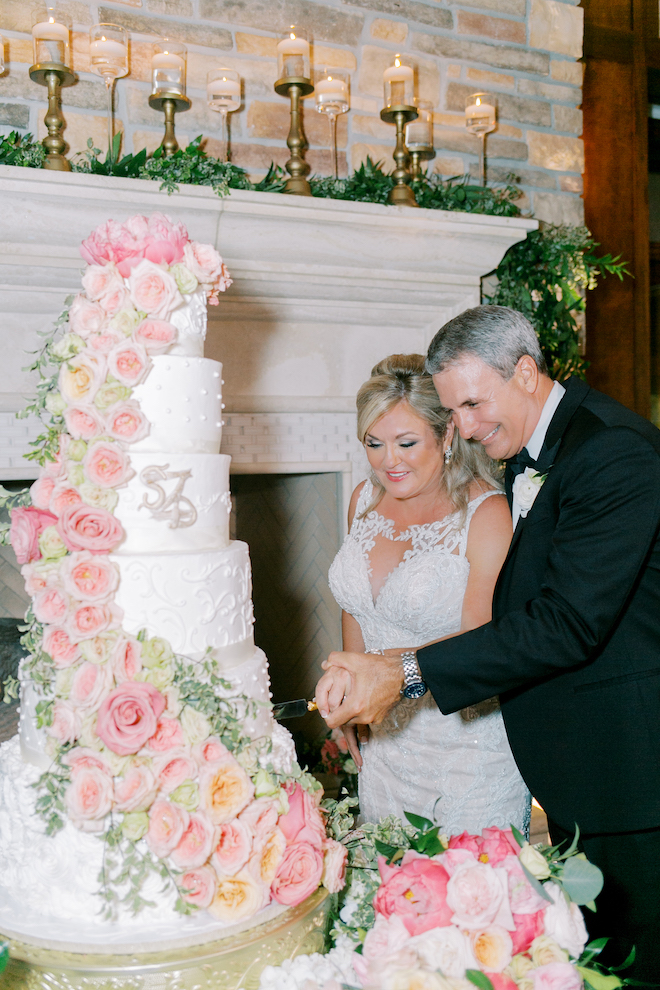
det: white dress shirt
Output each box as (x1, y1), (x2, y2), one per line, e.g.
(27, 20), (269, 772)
(512, 379), (566, 529)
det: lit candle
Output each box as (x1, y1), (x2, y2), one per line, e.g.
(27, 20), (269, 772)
(90, 38), (127, 58)
(465, 95), (496, 134)
(206, 76), (241, 105)
(152, 51), (185, 71)
(152, 50), (185, 96)
(32, 17), (69, 65)
(383, 56), (414, 108)
(315, 76), (348, 103)
(277, 31), (310, 79)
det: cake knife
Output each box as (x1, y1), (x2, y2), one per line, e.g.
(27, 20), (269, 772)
(272, 699), (318, 720)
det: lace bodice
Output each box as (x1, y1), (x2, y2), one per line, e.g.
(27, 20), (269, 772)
(328, 480), (530, 836)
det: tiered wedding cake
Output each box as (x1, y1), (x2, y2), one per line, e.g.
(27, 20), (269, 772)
(0, 214), (345, 954)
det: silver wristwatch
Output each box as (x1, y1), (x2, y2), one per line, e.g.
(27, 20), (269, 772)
(400, 650), (427, 699)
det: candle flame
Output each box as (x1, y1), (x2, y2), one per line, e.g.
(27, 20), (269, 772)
(48, 15), (55, 23)
(101, 36), (107, 42)
(476, 96), (481, 106)
(289, 31), (296, 40)
(327, 75), (332, 81)
(394, 56), (401, 67)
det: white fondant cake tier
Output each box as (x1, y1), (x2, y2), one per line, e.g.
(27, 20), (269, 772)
(114, 452), (232, 553)
(130, 356), (223, 455)
(110, 542), (254, 666)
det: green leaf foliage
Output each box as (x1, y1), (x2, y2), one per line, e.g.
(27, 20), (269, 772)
(0, 941), (8, 975)
(465, 970), (495, 990)
(559, 854), (605, 905)
(0, 131), (45, 168)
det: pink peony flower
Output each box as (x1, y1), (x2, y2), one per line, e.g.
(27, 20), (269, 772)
(144, 213), (188, 266)
(212, 818), (253, 876)
(446, 860), (513, 932)
(60, 550), (119, 602)
(278, 783), (326, 849)
(448, 831), (482, 856)
(68, 294), (106, 338)
(148, 716), (185, 752)
(48, 699), (81, 745)
(57, 503), (124, 553)
(532, 962), (583, 990)
(321, 838), (347, 893)
(471, 924), (514, 973)
(64, 747), (113, 776)
(80, 217), (148, 278)
(96, 681), (166, 755)
(50, 484), (83, 517)
(480, 827), (520, 866)
(30, 476), (55, 511)
(114, 762), (158, 812)
(106, 341), (151, 387)
(10, 506), (58, 564)
(374, 849), (453, 937)
(179, 865), (217, 908)
(134, 318), (178, 353)
(171, 811), (215, 869)
(105, 401), (149, 443)
(183, 241), (225, 285)
(511, 908), (546, 955)
(199, 756), (255, 825)
(42, 625), (82, 668)
(153, 750), (198, 794)
(193, 736), (229, 766)
(69, 660), (113, 711)
(271, 841), (324, 907)
(84, 442), (133, 489)
(59, 352), (106, 406)
(112, 636), (142, 682)
(239, 797), (279, 840)
(126, 259), (182, 319)
(146, 798), (189, 858)
(34, 586), (70, 625)
(66, 602), (119, 643)
(501, 855), (548, 915)
(65, 765), (113, 832)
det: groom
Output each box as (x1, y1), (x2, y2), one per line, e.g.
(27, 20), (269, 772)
(316, 305), (660, 978)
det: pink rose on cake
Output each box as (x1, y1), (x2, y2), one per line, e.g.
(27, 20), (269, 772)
(107, 341), (151, 387)
(249, 826), (287, 886)
(10, 506), (59, 564)
(48, 699), (82, 746)
(87, 327), (125, 354)
(178, 865), (217, 908)
(83, 441), (133, 489)
(61, 551), (119, 602)
(34, 586), (70, 625)
(59, 352), (105, 406)
(322, 838), (348, 894)
(193, 736), (229, 767)
(96, 681), (166, 755)
(278, 782), (325, 849)
(105, 401), (149, 443)
(64, 747), (113, 777)
(153, 750), (198, 793)
(81, 263), (124, 306)
(146, 798), (189, 857)
(58, 503), (124, 553)
(81, 217), (148, 277)
(67, 602), (121, 643)
(239, 796), (279, 839)
(65, 764), (114, 832)
(127, 260), (182, 319)
(271, 841), (324, 906)
(69, 660), (113, 711)
(134, 318), (178, 353)
(50, 484), (83, 517)
(209, 870), (269, 922)
(114, 761), (158, 812)
(148, 716), (185, 752)
(21, 561), (59, 596)
(199, 755), (255, 824)
(112, 636), (142, 682)
(42, 625), (82, 668)
(30, 476), (55, 510)
(144, 213), (189, 266)
(170, 810), (215, 869)
(182, 241), (227, 287)
(212, 819), (253, 876)
(67, 294), (106, 338)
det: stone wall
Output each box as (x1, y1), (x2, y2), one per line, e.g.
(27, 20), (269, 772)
(0, 0), (583, 223)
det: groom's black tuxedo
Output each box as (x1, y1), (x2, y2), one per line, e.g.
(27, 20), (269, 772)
(418, 375), (660, 835)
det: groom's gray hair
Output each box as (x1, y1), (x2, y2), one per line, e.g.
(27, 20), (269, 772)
(425, 305), (548, 380)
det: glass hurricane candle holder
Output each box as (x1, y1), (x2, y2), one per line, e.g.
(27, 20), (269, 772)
(0, 36), (6, 76)
(90, 23), (129, 159)
(32, 5), (70, 67)
(405, 99), (434, 177)
(277, 26), (310, 82)
(314, 68), (349, 179)
(465, 92), (497, 185)
(207, 68), (241, 162)
(383, 54), (414, 109)
(152, 39), (186, 97)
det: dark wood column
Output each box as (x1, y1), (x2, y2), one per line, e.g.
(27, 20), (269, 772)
(581, 0), (654, 417)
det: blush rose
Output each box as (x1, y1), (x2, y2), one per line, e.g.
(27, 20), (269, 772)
(170, 811), (215, 869)
(271, 841), (324, 907)
(10, 506), (58, 564)
(65, 765), (113, 831)
(179, 866), (217, 908)
(212, 818), (253, 876)
(42, 625), (82, 668)
(96, 681), (166, 755)
(83, 442), (133, 489)
(127, 260), (182, 319)
(146, 798), (189, 858)
(60, 550), (119, 602)
(57, 504), (124, 553)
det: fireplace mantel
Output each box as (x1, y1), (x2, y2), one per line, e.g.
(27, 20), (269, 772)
(0, 165), (536, 479)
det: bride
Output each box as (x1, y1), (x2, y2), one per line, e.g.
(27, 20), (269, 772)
(326, 354), (530, 835)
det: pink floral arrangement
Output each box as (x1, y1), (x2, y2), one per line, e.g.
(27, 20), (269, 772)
(8, 213), (341, 923)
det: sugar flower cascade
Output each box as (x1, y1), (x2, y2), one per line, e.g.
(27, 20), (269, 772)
(6, 212), (346, 921)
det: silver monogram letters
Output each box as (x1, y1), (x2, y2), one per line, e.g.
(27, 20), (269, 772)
(139, 465), (198, 529)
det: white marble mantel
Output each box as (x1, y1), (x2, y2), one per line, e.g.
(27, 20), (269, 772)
(0, 165), (536, 481)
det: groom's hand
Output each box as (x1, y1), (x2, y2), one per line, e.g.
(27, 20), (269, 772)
(316, 650), (404, 727)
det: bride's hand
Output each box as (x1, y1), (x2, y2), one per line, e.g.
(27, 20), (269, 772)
(316, 650), (404, 727)
(341, 725), (365, 769)
(315, 665), (353, 717)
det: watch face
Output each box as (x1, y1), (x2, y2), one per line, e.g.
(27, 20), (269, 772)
(403, 681), (427, 699)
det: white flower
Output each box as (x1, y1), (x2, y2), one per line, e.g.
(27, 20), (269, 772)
(513, 467), (547, 517)
(519, 841), (552, 880)
(409, 925), (478, 978)
(542, 881), (589, 959)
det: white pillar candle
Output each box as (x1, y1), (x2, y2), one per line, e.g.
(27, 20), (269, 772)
(32, 20), (69, 42)
(383, 60), (414, 107)
(465, 98), (496, 132)
(32, 18), (69, 64)
(152, 50), (185, 96)
(90, 38), (127, 57)
(152, 51), (185, 71)
(315, 77), (348, 101)
(206, 77), (241, 102)
(277, 34), (310, 78)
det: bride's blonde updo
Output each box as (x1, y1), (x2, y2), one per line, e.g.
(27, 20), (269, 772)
(356, 353), (502, 520)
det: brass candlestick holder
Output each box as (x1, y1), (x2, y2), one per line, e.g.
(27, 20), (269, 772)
(29, 61), (76, 170)
(148, 92), (191, 156)
(274, 75), (314, 196)
(410, 147), (435, 178)
(380, 104), (418, 207)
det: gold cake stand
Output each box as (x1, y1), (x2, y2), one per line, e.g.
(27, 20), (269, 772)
(0, 888), (331, 989)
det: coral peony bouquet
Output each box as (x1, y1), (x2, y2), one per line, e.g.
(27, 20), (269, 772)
(1, 212), (346, 921)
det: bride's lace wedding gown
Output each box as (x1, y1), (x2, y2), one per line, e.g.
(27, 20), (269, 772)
(328, 480), (531, 835)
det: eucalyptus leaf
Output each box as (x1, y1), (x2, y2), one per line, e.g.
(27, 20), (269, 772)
(560, 855), (604, 905)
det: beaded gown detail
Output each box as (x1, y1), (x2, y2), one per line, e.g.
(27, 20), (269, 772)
(328, 480), (531, 835)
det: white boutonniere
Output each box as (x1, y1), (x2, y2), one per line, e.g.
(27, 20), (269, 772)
(513, 467), (548, 518)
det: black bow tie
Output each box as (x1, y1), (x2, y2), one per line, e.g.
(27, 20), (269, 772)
(507, 448), (538, 478)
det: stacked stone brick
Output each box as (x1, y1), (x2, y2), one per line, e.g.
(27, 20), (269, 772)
(0, 0), (583, 223)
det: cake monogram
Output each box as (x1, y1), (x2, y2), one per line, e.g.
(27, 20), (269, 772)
(0, 213), (346, 935)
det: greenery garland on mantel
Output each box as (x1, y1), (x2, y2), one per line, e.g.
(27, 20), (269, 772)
(0, 130), (629, 381)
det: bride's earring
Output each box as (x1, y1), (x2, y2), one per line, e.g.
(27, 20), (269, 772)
(444, 445), (453, 464)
